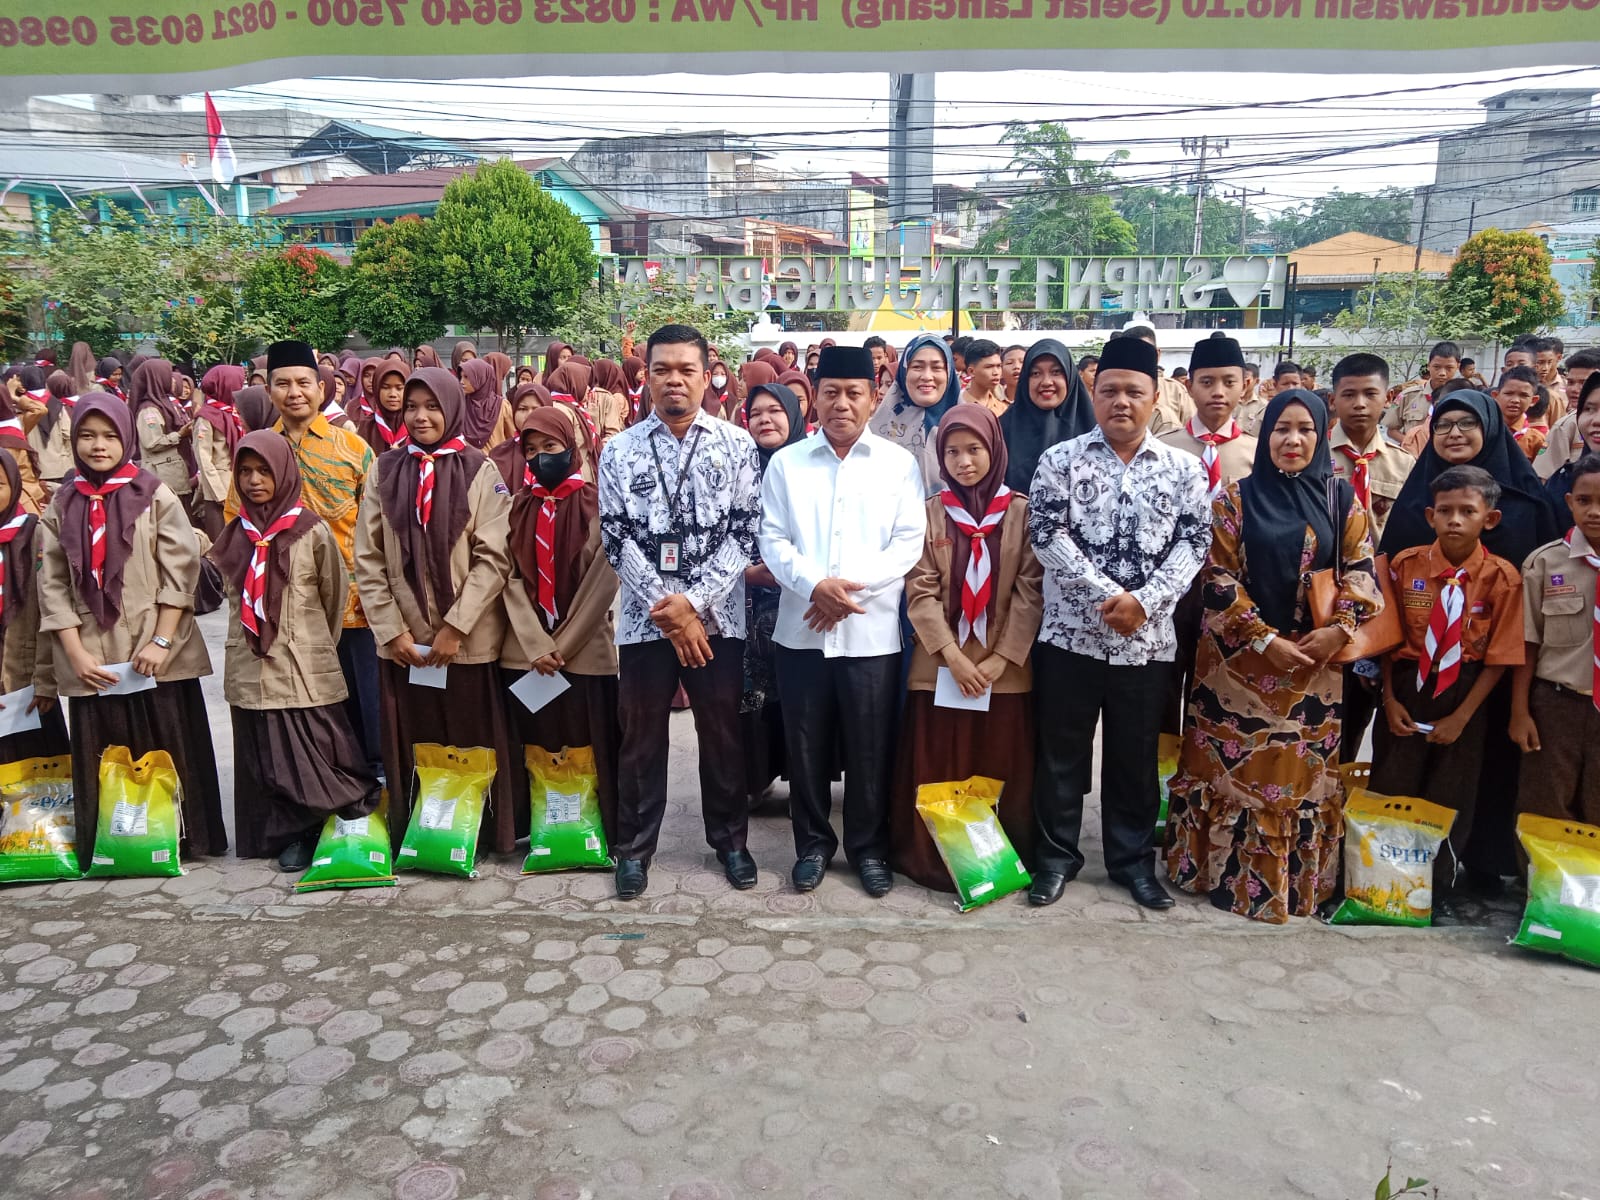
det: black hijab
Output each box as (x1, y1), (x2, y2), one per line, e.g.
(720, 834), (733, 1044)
(1379, 389), (1559, 568)
(1237, 390), (1345, 636)
(999, 339), (1094, 494)
(744, 382), (805, 472)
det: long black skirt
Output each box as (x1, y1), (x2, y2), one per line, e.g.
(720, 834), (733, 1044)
(231, 703), (381, 858)
(502, 668), (621, 848)
(0, 701), (70, 765)
(68, 679), (227, 862)
(378, 658), (520, 855)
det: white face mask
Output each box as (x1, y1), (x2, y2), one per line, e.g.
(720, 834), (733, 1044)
(711, 374), (727, 389)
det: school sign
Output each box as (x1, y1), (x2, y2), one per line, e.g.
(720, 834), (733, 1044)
(0, 0), (1592, 98)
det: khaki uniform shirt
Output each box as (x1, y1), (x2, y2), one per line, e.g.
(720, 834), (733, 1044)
(194, 420), (233, 504)
(1387, 542), (1524, 668)
(1149, 376), (1195, 438)
(499, 512), (619, 677)
(1522, 532), (1597, 694)
(1158, 423), (1257, 489)
(355, 460), (512, 666)
(220, 522), (350, 710)
(27, 413), (72, 484)
(136, 406), (194, 496)
(1328, 426), (1415, 541)
(3, 525), (55, 699)
(905, 495), (1043, 694)
(37, 483), (212, 697)
(960, 387), (1010, 421)
(587, 389), (629, 450)
(1536, 412), (1583, 481)
(1235, 394), (1267, 437)
(1383, 382), (1433, 437)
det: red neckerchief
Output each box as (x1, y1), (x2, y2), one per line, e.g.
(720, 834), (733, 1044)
(940, 485), (1012, 647)
(1187, 416), (1242, 496)
(528, 473), (586, 626)
(238, 505), (305, 642)
(0, 512), (30, 625)
(73, 463), (141, 586)
(409, 439), (466, 527)
(371, 411), (409, 450)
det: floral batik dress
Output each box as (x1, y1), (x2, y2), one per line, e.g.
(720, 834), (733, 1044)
(1165, 482), (1380, 923)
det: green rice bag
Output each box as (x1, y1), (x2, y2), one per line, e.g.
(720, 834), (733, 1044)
(1329, 788), (1455, 927)
(521, 745), (610, 872)
(1155, 732), (1180, 842)
(296, 795), (396, 893)
(397, 744), (495, 879)
(85, 747), (183, 879)
(0, 755), (80, 884)
(1512, 814), (1600, 969)
(915, 775), (1031, 912)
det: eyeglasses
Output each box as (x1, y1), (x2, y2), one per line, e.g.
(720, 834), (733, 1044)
(1433, 416), (1481, 435)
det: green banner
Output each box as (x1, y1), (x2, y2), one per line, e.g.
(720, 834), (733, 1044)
(0, 0), (1594, 97)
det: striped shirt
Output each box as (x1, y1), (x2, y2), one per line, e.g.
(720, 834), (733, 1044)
(274, 414), (374, 629)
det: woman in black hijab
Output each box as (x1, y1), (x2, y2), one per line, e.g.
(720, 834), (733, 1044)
(998, 339), (1094, 494)
(1167, 389), (1382, 923)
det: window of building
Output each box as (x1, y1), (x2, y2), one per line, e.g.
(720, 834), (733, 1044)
(1575, 191), (1600, 214)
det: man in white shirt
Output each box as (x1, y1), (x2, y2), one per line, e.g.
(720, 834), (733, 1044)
(759, 346), (927, 896)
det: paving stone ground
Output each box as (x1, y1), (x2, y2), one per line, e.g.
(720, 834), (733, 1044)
(0, 613), (1596, 1199)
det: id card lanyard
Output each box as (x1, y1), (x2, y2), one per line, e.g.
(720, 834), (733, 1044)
(649, 425), (703, 574)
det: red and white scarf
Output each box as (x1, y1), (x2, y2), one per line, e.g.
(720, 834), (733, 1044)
(203, 398), (244, 439)
(1338, 443), (1378, 510)
(410, 439), (466, 528)
(370, 412), (408, 450)
(1187, 416), (1243, 496)
(73, 463), (141, 586)
(529, 473), (586, 626)
(1417, 564), (1470, 697)
(627, 386), (643, 419)
(237, 505), (304, 640)
(0, 512), (29, 625)
(96, 378), (123, 399)
(553, 392), (598, 446)
(1566, 529), (1600, 712)
(941, 485), (1012, 647)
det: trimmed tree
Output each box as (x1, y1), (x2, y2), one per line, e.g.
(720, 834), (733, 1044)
(432, 159), (597, 355)
(347, 216), (446, 351)
(1442, 228), (1565, 344)
(242, 245), (350, 354)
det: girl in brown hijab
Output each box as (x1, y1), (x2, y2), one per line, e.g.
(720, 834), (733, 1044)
(450, 340), (478, 375)
(621, 355), (647, 424)
(233, 384), (275, 433)
(541, 340), (573, 385)
(131, 357), (197, 503)
(39, 396), (226, 862)
(587, 358), (630, 447)
(458, 356), (516, 450)
(31, 370), (79, 486)
(544, 361), (600, 481)
(488, 383), (550, 493)
(67, 342), (96, 394)
(0, 374), (45, 513)
(733, 360), (778, 425)
(248, 355), (268, 386)
(483, 351), (514, 398)
(414, 344), (442, 370)
(211, 430), (380, 870)
(193, 364), (246, 539)
(889, 403), (1045, 893)
(353, 367), (519, 854)
(778, 369), (816, 432)
(778, 341), (800, 371)
(356, 360), (411, 456)
(499, 406), (622, 849)
(0, 446), (69, 764)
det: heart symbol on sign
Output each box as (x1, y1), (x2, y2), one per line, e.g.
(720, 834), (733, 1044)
(1219, 256), (1273, 308)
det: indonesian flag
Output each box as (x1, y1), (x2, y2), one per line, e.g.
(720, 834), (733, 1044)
(205, 93), (237, 185)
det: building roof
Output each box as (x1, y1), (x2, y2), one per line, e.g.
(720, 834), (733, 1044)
(293, 120), (481, 173)
(0, 136), (290, 193)
(1288, 231), (1454, 282)
(265, 157), (629, 221)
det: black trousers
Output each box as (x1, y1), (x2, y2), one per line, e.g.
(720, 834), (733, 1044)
(1031, 643), (1170, 880)
(1339, 662), (1381, 766)
(338, 625), (383, 777)
(776, 647), (900, 866)
(616, 636), (748, 863)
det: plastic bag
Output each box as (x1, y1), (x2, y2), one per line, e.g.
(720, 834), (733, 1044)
(522, 745), (610, 873)
(296, 793), (396, 893)
(0, 755), (79, 884)
(1329, 786), (1455, 927)
(915, 775), (1031, 912)
(1155, 732), (1180, 842)
(85, 747), (183, 879)
(397, 744), (495, 879)
(1511, 814), (1600, 969)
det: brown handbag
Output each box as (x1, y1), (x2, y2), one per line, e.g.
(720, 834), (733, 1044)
(1307, 476), (1403, 665)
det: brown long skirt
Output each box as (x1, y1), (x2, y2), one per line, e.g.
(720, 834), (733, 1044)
(231, 703), (381, 858)
(503, 669), (621, 847)
(0, 702), (70, 764)
(378, 658), (520, 855)
(68, 679), (227, 862)
(888, 690), (1036, 892)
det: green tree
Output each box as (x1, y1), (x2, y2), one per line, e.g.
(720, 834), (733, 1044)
(553, 275), (747, 363)
(1328, 272), (1479, 380)
(0, 253), (28, 359)
(1442, 228), (1566, 344)
(432, 159), (597, 355)
(242, 245), (350, 354)
(1112, 185), (1264, 256)
(1266, 188), (1413, 250)
(977, 122), (1137, 261)
(346, 217), (446, 351)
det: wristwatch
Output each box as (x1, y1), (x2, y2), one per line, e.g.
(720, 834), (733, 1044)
(1250, 633), (1275, 654)
(151, 635), (173, 650)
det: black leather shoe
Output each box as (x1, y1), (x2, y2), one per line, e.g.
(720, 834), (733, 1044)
(615, 858), (648, 900)
(791, 855), (827, 892)
(1028, 870), (1069, 906)
(857, 859), (894, 897)
(277, 838), (314, 873)
(718, 849), (758, 890)
(1124, 873), (1175, 910)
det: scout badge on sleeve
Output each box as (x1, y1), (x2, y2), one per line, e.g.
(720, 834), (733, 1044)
(85, 748), (184, 879)
(0, 756), (79, 883)
(915, 775), (1031, 912)
(397, 744), (495, 879)
(521, 745), (611, 873)
(1512, 815), (1600, 970)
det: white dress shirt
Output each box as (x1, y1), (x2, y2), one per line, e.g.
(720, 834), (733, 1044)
(758, 427), (928, 658)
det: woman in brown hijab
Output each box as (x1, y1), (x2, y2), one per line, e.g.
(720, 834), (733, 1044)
(210, 431), (380, 870)
(499, 406), (621, 849)
(458, 356), (516, 450)
(39, 396), (226, 861)
(353, 367), (519, 854)
(483, 351), (514, 397)
(544, 361), (600, 481)
(778, 341), (800, 371)
(30, 370), (78, 487)
(888, 403), (1044, 892)
(778, 369), (816, 432)
(67, 342), (96, 394)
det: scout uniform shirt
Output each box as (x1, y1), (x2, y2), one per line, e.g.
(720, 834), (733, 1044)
(1158, 419), (1257, 491)
(1383, 380), (1433, 437)
(1535, 411), (1584, 481)
(1235, 392), (1267, 437)
(1149, 374), (1196, 437)
(1522, 532), (1599, 695)
(1328, 425), (1415, 540)
(1387, 541), (1525, 670)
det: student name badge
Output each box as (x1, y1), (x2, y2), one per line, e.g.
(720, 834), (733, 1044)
(658, 539), (681, 574)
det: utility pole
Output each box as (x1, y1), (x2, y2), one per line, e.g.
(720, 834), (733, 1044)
(1413, 185), (1432, 272)
(1465, 198), (1478, 241)
(1149, 200), (1157, 254)
(1226, 186), (1251, 252)
(1182, 135), (1228, 255)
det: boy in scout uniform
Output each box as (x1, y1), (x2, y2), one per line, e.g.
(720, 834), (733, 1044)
(1512, 454), (1600, 827)
(1384, 340), (1460, 439)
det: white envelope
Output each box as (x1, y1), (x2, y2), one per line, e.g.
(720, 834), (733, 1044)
(407, 646), (449, 690)
(934, 666), (992, 712)
(100, 662), (159, 697)
(510, 669), (571, 715)
(0, 686), (41, 738)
